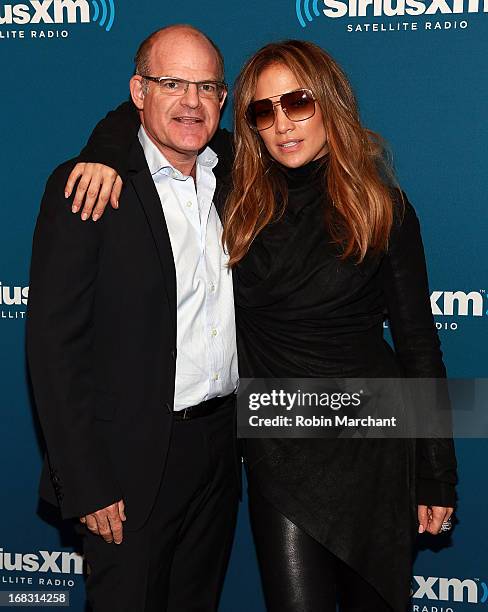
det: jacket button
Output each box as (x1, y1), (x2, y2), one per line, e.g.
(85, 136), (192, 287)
(165, 402), (172, 413)
(170, 349), (176, 360)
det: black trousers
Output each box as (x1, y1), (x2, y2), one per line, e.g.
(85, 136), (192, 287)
(248, 486), (394, 612)
(79, 398), (239, 612)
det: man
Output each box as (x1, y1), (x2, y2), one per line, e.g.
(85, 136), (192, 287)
(27, 25), (239, 612)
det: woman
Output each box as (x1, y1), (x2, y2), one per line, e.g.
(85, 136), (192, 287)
(65, 40), (456, 611)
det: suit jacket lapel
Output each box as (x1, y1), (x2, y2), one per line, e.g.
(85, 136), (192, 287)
(212, 161), (233, 223)
(124, 133), (233, 316)
(127, 141), (177, 323)
(213, 176), (231, 222)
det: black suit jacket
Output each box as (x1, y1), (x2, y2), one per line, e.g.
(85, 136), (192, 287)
(27, 134), (233, 530)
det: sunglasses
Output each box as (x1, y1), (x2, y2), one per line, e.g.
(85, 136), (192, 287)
(246, 88), (316, 131)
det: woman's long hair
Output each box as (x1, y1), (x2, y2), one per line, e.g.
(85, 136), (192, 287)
(223, 40), (399, 267)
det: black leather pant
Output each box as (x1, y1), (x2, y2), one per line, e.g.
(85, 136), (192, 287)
(248, 486), (394, 612)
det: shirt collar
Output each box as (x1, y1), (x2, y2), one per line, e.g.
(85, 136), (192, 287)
(138, 125), (218, 182)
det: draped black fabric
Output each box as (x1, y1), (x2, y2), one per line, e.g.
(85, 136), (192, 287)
(233, 157), (456, 611)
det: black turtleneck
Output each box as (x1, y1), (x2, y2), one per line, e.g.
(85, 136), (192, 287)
(276, 156), (328, 217)
(234, 157), (456, 612)
(279, 155), (328, 185)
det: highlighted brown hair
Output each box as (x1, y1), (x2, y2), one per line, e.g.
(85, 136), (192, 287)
(223, 40), (399, 267)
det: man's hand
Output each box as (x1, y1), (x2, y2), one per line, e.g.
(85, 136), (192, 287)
(65, 163), (123, 222)
(417, 504), (454, 535)
(80, 499), (126, 544)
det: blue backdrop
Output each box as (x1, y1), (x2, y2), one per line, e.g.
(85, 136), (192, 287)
(1, 0), (487, 609)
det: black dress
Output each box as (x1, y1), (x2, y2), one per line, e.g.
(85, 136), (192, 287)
(78, 102), (457, 611)
(232, 158), (456, 611)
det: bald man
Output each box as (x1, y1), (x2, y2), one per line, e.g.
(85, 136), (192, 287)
(27, 26), (239, 611)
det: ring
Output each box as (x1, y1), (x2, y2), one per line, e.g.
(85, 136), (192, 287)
(440, 518), (452, 532)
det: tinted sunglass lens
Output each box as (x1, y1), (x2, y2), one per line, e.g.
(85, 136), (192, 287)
(247, 90), (315, 130)
(282, 90), (315, 121)
(248, 99), (274, 130)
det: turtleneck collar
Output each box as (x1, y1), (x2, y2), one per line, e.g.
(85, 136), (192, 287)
(272, 155), (328, 218)
(278, 154), (329, 190)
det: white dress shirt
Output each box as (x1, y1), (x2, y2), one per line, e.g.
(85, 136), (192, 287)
(138, 126), (238, 411)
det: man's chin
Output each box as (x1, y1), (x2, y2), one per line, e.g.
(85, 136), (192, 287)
(172, 135), (212, 154)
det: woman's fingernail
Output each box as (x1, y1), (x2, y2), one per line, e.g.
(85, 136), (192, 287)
(115, 200), (119, 209)
(65, 191), (69, 199)
(418, 525), (425, 534)
(72, 205), (78, 213)
(92, 214), (99, 222)
(81, 213), (88, 221)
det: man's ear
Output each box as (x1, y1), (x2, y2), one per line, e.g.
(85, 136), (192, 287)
(130, 75), (145, 111)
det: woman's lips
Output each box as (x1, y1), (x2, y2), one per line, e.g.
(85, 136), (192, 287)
(277, 139), (303, 152)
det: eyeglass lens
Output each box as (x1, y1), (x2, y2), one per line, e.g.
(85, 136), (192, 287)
(157, 78), (224, 100)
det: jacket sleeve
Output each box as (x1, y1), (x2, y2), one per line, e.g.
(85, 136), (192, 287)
(382, 192), (458, 507)
(26, 162), (123, 519)
(78, 100), (140, 179)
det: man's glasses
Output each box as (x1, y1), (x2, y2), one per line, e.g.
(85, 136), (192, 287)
(246, 88), (316, 131)
(141, 76), (227, 101)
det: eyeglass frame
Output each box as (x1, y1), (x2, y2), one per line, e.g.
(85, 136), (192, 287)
(246, 88), (317, 131)
(140, 75), (228, 101)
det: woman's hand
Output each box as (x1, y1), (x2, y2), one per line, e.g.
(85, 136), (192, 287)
(65, 162), (123, 221)
(417, 505), (454, 535)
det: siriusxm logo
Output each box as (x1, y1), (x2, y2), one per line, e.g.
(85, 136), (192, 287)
(381, 289), (485, 332)
(0, 0), (115, 32)
(0, 283), (29, 306)
(0, 548), (82, 574)
(0, 282), (29, 320)
(296, 0), (322, 26)
(412, 575), (488, 605)
(431, 290), (486, 317)
(296, 0), (486, 24)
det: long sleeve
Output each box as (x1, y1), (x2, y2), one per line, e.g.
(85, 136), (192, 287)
(382, 193), (458, 507)
(78, 100), (140, 179)
(26, 162), (122, 519)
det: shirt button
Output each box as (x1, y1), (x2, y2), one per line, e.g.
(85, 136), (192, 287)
(209, 282), (216, 293)
(186, 201), (193, 208)
(211, 328), (218, 337)
(212, 373), (220, 381)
